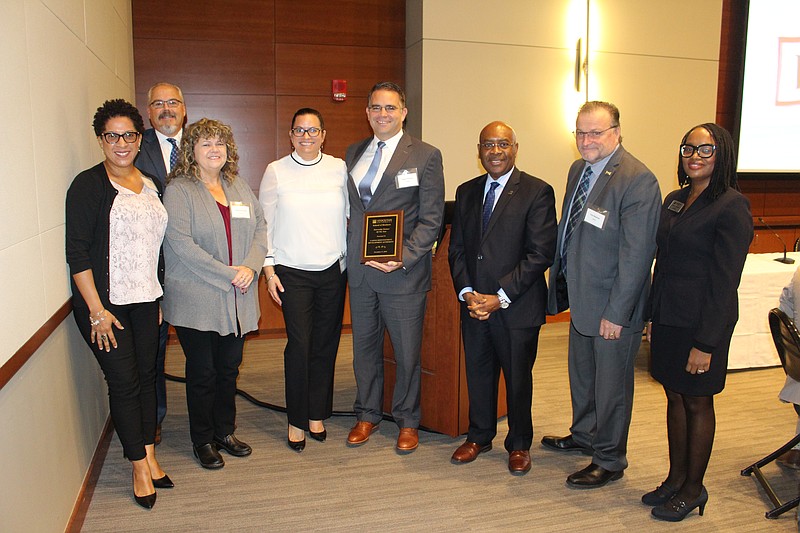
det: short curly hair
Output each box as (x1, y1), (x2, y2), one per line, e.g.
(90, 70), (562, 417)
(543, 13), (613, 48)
(170, 118), (240, 183)
(92, 99), (145, 136)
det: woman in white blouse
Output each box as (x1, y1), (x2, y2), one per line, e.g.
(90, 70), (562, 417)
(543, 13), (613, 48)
(259, 108), (349, 451)
(66, 99), (171, 509)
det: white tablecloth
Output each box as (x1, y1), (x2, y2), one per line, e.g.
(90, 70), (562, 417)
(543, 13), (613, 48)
(729, 252), (800, 369)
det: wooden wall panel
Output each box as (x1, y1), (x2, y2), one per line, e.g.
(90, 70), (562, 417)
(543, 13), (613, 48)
(274, 0), (404, 47)
(132, 0), (275, 41)
(275, 44), (405, 97)
(133, 38), (274, 96)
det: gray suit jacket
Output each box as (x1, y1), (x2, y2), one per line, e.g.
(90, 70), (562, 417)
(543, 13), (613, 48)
(134, 128), (169, 187)
(162, 175), (268, 336)
(345, 133), (445, 294)
(547, 145), (661, 336)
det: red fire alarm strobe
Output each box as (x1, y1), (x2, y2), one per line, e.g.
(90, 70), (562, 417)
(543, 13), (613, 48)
(332, 79), (347, 102)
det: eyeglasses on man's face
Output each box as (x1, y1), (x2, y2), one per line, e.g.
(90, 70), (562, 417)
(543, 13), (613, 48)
(149, 99), (183, 109)
(101, 131), (141, 144)
(680, 143), (716, 158)
(573, 125), (618, 140)
(368, 104), (401, 114)
(480, 141), (513, 150)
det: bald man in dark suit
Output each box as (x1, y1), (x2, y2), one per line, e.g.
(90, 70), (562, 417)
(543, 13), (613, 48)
(449, 121), (556, 474)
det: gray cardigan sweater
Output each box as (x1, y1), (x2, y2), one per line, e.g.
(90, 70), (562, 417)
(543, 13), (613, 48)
(162, 175), (268, 336)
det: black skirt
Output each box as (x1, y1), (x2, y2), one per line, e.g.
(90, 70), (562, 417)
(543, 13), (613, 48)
(650, 323), (735, 396)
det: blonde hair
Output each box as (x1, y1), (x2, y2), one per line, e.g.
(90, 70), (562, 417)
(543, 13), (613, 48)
(169, 118), (240, 183)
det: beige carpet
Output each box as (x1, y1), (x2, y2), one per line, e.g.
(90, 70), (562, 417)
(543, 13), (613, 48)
(79, 323), (799, 532)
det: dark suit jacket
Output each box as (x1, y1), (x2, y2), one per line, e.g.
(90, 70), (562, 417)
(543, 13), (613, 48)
(547, 145), (662, 335)
(648, 186), (753, 351)
(135, 128), (169, 187)
(345, 133), (445, 294)
(449, 168), (557, 329)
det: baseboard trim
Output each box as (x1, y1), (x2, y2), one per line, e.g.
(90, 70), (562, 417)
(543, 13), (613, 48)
(65, 416), (114, 533)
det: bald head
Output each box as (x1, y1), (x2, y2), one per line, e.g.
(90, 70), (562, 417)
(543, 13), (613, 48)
(479, 121), (518, 179)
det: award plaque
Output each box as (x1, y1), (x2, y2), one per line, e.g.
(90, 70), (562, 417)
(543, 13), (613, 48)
(361, 210), (404, 263)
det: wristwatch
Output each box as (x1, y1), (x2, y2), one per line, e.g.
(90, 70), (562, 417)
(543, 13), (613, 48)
(498, 294), (510, 309)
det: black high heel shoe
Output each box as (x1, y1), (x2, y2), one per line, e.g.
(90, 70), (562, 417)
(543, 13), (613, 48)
(641, 482), (678, 506)
(152, 474), (174, 489)
(651, 486), (708, 522)
(134, 490), (157, 509)
(287, 437), (306, 452)
(309, 429), (327, 442)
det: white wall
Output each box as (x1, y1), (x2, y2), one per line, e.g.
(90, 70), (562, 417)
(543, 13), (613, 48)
(407, 0), (722, 208)
(0, 0), (134, 530)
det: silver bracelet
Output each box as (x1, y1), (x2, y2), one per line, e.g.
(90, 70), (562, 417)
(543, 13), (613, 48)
(266, 273), (277, 282)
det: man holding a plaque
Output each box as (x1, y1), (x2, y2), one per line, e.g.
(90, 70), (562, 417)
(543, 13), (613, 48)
(449, 121), (557, 474)
(345, 81), (445, 453)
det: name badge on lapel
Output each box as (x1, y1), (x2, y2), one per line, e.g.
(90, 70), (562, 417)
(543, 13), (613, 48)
(584, 203), (608, 229)
(230, 201), (251, 219)
(667, 200), (684, 213)
(395, 168), (419, 188)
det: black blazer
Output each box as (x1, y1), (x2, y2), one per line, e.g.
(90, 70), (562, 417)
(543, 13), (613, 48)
(648, 186), (753, 351)
(449, 168), (557, 329)
(134, 128), (168, 186)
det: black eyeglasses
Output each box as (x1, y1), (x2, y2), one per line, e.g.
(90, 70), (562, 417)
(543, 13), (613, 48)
(680, 144), (715, 158)
(149, 99), (183, 109)
(290, 127), (322, 137)
(101, 131), (141, 144)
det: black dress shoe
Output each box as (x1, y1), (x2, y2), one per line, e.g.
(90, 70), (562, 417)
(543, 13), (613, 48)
(309, 429), (327, 442)
(641, 482), (678, 506)
(287, 438), (306, 452)
(193, 443), (225, 469)
(541, 434), (591, 455)
(213, 434), (252, 457)
(134, 490), (157, 509)
(652, 487), (708, 521)
(152, 474), (174, 489)
(566, 463), (623, 489)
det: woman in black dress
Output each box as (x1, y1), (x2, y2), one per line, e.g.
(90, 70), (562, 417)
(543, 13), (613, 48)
(643, 123), (753, 521)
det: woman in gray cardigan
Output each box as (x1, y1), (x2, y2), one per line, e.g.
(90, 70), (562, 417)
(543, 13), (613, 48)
(162, 119), (268, 469)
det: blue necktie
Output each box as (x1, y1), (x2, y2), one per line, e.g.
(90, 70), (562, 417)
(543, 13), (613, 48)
(358, 141), (386, 207)
(561, 166), (593, 275)
(482, 181), (500, 233)
(167, 137), (179, 173)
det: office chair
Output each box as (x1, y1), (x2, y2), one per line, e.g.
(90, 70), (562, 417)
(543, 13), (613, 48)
(741, 308), (800, 519)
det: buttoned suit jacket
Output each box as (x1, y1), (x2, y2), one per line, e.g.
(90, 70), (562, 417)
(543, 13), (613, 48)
(135, 128), (169, 187)
(547, 145), (661, 335)
(449, 168), (557, 329)
(345, 132), (445, 294)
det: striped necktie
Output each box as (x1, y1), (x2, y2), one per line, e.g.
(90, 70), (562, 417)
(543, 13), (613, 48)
(561, 166), (593, 275)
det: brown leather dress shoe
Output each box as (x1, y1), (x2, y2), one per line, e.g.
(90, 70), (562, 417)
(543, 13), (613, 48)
(777, 449), (800, 470)
(396, 428), (419, 452)
(347, 421), (379, 445)
(508, 450), (531, 474)
(451, 441), (492, 463)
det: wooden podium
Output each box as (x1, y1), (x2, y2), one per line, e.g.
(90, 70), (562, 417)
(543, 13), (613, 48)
(381, 228), (507, 437)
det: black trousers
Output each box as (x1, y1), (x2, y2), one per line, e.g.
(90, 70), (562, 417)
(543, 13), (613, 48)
(460, 308), (541, 452)
(74, 300), (159, 461)
(277, 263), (347, 430)
(174, 326), (245, 445)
